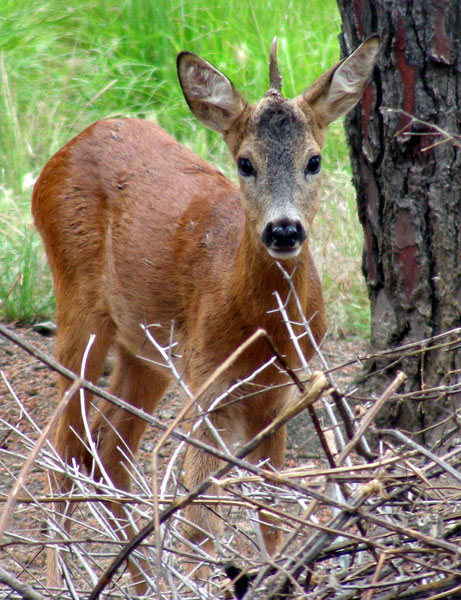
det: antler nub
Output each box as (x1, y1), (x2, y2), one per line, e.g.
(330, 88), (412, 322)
(269, 36), (282, 94)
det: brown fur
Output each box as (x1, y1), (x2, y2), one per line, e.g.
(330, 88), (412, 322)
(32, 37), (378, 590)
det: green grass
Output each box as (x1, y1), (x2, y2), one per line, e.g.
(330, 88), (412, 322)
(0, 0), (369, 336)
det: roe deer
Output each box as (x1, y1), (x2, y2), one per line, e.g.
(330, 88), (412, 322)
(32, 36), (378, 590)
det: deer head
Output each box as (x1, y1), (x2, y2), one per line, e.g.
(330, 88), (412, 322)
(177, 36), (378, 260)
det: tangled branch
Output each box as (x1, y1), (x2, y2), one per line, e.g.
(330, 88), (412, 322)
(1, 308), (460, 599)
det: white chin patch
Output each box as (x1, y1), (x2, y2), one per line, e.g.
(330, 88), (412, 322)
(266, 246), (301, 260)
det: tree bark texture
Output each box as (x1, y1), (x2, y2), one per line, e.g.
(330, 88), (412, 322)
(335, 1), (461, 435)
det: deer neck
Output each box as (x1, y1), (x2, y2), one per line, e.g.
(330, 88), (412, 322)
(230, 220), (309, 324)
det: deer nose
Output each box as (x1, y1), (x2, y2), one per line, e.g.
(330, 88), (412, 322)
(262, 219), (306, 255)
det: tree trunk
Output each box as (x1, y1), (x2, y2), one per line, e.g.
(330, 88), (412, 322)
(335, 0), (461, 438)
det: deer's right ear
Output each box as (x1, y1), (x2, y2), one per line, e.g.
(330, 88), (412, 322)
(177, 52), (247, 133)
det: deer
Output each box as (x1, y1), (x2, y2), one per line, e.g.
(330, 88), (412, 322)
(32, 35), (378, 591)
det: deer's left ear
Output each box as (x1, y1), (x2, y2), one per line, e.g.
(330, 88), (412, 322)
(298, 35), (379, 125)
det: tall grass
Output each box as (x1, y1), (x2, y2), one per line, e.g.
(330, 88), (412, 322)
(0, 0), (369, 336)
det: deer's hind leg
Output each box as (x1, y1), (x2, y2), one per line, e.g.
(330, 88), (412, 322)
(88, 344), (170, 593)
(89, 344), (170, 498)
(46, 313), (115, 589)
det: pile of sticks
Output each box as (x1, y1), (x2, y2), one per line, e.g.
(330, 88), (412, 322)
(0, 322), (460, 600)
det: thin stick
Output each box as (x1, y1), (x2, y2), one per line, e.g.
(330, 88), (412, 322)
(337, 371), (407, 464)
(379, 428), (461, 484)
(0, 564), (48, 600)
(0, 376), (83, 539)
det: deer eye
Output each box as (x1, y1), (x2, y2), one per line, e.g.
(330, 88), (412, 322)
(305, 154), (321, 175)
(237, 157), (256, 177)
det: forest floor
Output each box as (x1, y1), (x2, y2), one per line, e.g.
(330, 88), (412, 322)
(1, 324), (460, 600)
(0, 322), (368, 597)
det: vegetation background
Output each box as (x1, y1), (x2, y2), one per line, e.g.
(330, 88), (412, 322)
(0, 0), (369, 337)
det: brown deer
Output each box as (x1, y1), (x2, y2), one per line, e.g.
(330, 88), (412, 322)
(32, 36), (378, 590)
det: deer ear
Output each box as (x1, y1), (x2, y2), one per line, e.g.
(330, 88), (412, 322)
(300, 35), (379, 125)
(177, 52), (247, 133)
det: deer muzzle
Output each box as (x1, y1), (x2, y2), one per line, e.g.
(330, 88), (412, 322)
(261, 218), (306, 259)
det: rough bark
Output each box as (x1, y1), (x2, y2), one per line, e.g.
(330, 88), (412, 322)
(336, 0), (461, 436)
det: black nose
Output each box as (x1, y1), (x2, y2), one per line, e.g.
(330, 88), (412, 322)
(262, 219), (306, 250)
